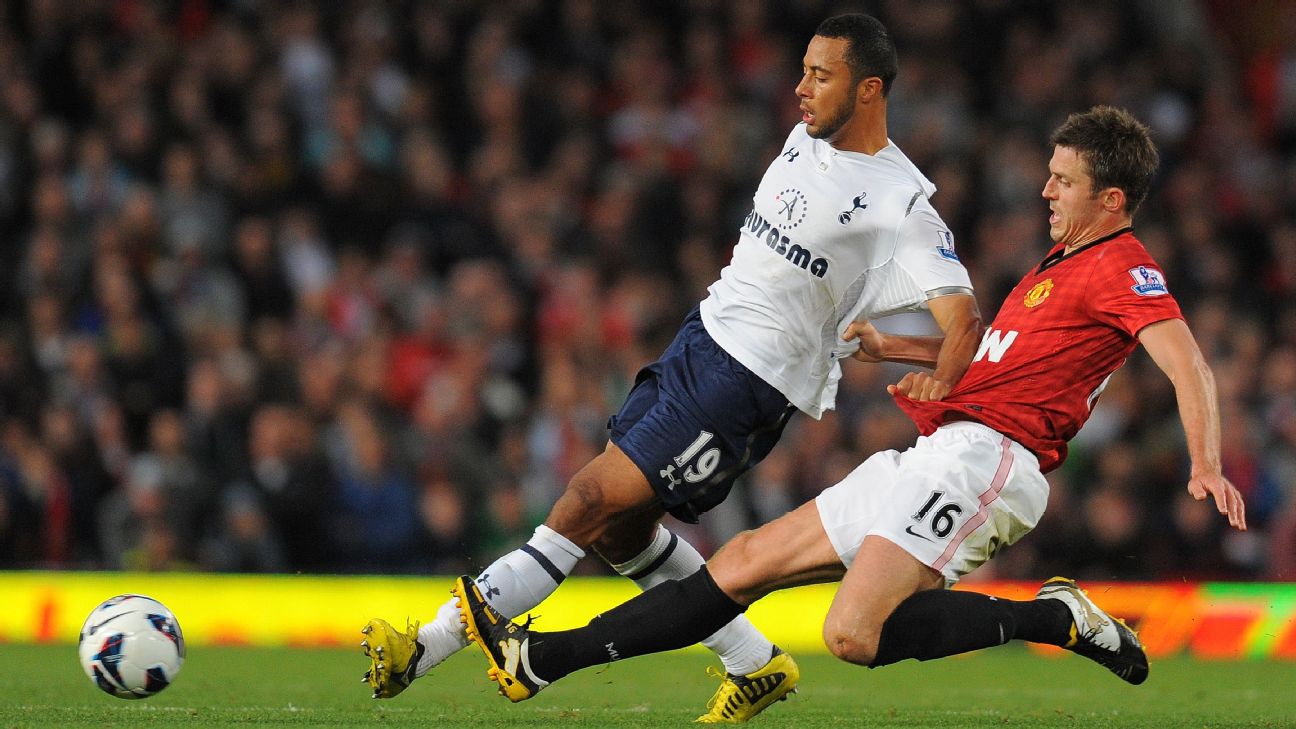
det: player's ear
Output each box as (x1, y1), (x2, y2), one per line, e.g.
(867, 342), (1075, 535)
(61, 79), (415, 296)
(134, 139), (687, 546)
(857, 76), (884, 104)
(1101, 187), (1126, 214)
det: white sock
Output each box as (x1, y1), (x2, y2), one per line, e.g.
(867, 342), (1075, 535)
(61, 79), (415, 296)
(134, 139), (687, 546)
(415, 598), (469, 677)
(612, 524), (774, 676)
(415, 524), (585, 676)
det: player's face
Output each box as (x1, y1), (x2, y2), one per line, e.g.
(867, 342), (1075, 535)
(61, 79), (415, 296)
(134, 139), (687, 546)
(796, 36), (858, 141)
(1042, 145), (1106, 249)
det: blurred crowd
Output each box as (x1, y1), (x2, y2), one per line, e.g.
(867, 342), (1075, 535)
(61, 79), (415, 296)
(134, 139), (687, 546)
(1, 0), (1294, 581)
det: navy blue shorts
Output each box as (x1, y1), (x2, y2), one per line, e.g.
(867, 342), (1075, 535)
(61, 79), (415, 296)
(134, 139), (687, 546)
(609, 306), (796, 523)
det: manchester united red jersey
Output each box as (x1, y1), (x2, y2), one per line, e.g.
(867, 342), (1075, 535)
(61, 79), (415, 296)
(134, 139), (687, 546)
(897, 229), (1182, 472)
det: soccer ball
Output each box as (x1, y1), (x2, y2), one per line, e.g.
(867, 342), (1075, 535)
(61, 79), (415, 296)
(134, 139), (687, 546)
(77, 594), (185, 699)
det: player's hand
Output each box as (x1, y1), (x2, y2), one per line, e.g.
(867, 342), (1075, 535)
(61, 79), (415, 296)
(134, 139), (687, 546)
(843, 321), (886, 363)
(1187, 471), (1247, 530)
(887, 371), (953, 401)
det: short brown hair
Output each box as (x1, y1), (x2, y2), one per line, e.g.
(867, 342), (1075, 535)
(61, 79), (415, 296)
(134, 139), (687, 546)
(1049, 106), (1159, 215)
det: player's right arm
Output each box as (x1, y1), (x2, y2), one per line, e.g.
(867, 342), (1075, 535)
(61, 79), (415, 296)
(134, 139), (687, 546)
(844, 291), (981, 400)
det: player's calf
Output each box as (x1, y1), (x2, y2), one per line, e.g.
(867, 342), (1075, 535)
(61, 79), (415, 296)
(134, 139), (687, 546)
(865, 588), (1072, 667)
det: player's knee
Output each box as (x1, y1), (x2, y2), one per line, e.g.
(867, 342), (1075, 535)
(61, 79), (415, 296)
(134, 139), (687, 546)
(591, 515), (658, 564)
(822, 619), (880, 666)
(709, 530), (766, 602)
(547, 472), (615, 545)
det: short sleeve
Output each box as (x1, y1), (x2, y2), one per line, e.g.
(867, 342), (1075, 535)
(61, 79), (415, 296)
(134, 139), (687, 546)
(893, 197), (974, 294)
(1087, 249), (1183, 336)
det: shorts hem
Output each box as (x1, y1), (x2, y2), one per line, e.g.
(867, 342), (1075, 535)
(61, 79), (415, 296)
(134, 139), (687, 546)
(610, 433), (711, 523)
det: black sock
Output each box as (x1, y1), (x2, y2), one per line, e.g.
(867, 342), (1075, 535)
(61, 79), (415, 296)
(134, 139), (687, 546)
(1012, 595), (1074, 645)
(527, 567), (745, 682)
(870, 589), (1073, 667)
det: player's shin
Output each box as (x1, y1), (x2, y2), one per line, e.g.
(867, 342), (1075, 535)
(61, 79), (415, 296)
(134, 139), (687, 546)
(611, 524), (774, 676)
(416, 525), (585, 677)
(870, 589), (1071, 667)
(528, 566), (745, 682)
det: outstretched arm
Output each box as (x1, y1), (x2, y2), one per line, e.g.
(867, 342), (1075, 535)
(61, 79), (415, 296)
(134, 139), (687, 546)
(844, 292), (981, 401)
(1138, 318), (1247, 530)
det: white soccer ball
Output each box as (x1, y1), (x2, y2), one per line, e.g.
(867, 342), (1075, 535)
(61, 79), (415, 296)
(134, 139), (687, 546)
(77, 594), (185, 699)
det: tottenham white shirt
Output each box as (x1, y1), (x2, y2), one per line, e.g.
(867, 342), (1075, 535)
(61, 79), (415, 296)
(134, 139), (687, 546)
(700, 124), (973, 418)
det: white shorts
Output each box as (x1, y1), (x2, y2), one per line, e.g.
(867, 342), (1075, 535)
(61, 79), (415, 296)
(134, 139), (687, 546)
(815, 421), (1048, 586)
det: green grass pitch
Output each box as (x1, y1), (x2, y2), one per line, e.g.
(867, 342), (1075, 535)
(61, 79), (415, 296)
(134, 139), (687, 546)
(1, 644), (1293, 727)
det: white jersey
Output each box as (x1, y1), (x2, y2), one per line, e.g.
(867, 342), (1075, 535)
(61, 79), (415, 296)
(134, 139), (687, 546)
(700, 124), (972, 418)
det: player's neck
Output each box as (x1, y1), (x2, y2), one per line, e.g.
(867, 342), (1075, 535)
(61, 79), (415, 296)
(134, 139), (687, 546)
(829, 105), (888, 155)
(829, 129), (888, 155)
(1062, 218), (1132, 255)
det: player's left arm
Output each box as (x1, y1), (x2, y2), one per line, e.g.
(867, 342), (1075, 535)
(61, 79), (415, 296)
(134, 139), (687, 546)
(1138, 318), (1247, 530)
(846, 201), (981, 401)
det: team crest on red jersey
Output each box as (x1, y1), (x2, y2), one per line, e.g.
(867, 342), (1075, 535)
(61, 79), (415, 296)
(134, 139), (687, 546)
(1023, 279), (1053, 308)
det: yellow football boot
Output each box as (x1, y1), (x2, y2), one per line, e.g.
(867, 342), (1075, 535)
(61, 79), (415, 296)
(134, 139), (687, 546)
(696, 648), (799, 723)
(360, 618), (423, 698)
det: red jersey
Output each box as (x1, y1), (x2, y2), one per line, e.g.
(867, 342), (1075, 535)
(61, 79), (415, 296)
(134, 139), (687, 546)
(897, 229), (1182, 472)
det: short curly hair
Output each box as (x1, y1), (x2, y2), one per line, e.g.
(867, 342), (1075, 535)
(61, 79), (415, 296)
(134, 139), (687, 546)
(815, 14), (899, 96)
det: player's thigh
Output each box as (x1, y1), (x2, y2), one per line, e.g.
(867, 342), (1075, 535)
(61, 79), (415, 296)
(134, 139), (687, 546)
(544, 442), (659, 549)
(709, 499), (845, 604)
(813, 447), (906, 568)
